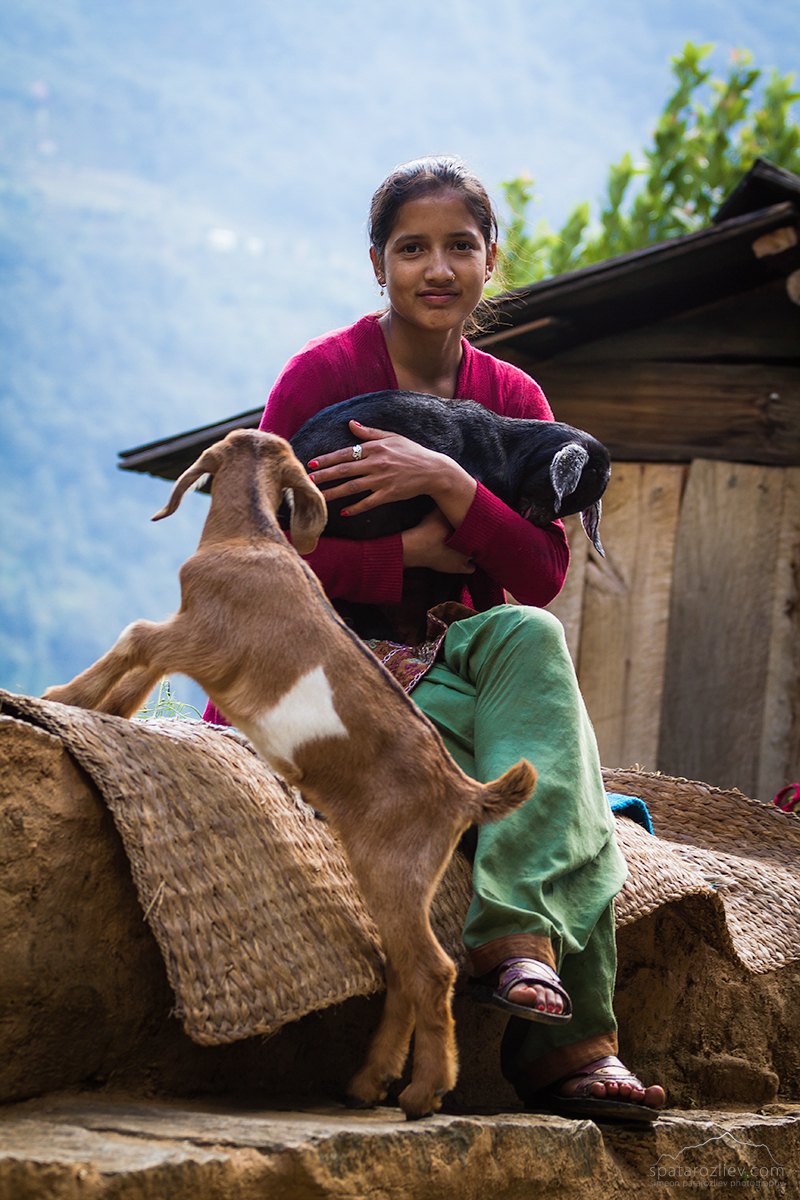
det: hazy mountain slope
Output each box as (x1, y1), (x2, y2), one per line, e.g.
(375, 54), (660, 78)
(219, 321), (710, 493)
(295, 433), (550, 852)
(2, 0), (798, 698)
(0, 2), (375, 695)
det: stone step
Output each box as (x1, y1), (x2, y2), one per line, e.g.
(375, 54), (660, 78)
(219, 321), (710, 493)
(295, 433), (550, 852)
(1, 1094), (799, 1199)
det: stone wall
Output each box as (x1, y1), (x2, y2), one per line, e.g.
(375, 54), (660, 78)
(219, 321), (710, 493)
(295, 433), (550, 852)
(2, 715), (799, 1111)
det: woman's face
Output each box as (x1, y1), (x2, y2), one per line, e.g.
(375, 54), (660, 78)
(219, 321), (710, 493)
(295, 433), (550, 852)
(371, 190), (496, 336)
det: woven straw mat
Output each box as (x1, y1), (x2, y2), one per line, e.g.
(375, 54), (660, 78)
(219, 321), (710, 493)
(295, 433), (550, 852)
(605, 766), (800, 974)
(3, 687), (799, 1047)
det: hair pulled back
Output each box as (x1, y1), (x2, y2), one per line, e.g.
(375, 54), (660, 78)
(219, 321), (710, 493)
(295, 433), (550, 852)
(368, 155), (500, 335)
(368, 155), (498, 262)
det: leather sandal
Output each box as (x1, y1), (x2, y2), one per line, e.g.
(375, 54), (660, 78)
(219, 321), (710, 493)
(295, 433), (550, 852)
(527, 1056), (665, 1123)
(470, 957), (572, 1024)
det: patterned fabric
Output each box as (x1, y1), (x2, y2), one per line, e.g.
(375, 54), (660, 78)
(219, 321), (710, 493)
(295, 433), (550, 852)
(774, 784), (800, 813)
(365, 602), (477, 694)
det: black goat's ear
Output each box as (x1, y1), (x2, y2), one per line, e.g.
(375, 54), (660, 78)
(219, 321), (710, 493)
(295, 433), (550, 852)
(550, 443), (589, 514)
(581, 501), (604, 557)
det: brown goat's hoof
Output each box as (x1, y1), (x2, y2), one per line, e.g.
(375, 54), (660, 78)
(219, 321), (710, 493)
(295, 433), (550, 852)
(398, 1082), (445, 1120)
(346, 1066), (396, 1110)
(404, 1109), (433, 1122)
(343, 1093), (376, 1110)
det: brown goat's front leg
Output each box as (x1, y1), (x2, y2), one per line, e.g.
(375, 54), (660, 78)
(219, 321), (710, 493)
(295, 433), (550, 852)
(44, 619), (176, 718)
(97, 664), (168, 718)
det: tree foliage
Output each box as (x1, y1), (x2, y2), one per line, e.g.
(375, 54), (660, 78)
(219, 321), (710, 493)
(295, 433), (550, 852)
(496, 43), (800, 289)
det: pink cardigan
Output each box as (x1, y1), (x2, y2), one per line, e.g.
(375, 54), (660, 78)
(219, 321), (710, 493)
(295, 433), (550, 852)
(203, 314), (569, 724)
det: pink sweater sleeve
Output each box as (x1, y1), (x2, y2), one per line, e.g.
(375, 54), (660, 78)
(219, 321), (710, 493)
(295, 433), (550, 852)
(446, 353), (570, 606)
(447, 485), (569, 607)
(259, 333), (405, 606)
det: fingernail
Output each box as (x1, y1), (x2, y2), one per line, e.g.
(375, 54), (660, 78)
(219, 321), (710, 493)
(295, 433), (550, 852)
(308, 459), (319, 469)
(351, 421), (363, 428)
(308, 473), (315, 482)
(341, 509), (349, 517)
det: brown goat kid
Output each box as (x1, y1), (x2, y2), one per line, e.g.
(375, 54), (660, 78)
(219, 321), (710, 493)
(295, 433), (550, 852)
(44, 429), (536, 1119)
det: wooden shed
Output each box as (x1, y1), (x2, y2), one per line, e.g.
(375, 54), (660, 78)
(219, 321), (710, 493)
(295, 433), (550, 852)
(120, 160), (800, 801)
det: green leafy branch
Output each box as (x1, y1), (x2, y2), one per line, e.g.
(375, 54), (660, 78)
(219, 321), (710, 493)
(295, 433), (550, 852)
(493, 42), (800, 289)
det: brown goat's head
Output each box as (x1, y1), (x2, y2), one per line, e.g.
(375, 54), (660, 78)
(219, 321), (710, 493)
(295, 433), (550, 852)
(151, 430), (328, 554)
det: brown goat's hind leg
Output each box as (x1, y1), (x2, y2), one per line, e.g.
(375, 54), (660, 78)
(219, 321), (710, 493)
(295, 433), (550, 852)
(98, 665), (167, 718)
(347, 892), (458, 1119)
(43, 619), (175, 717)
(396, 934), (458, 1119)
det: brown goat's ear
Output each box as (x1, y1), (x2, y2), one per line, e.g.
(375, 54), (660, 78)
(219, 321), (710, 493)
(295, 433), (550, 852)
(280, 458), (328, 554)
(152, 444), (224, 521)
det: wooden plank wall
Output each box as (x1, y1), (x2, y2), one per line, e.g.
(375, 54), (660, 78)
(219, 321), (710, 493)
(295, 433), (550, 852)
(758, 469), (800, 799)
(547, 464), (685, 772)
(659, 462), (800, 799)
(534, 361), (800, 465)
(547, 461), (800, 799)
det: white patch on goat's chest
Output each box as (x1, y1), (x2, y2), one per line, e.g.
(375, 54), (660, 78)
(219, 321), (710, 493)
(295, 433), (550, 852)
(246, 665), (348, 768)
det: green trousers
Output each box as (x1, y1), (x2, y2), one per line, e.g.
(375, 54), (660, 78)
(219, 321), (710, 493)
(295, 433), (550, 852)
(410, 605), (628, 1093)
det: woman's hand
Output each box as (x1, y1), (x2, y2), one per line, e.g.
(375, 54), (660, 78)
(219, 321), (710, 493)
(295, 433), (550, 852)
(308, 419), (477, 529)
(401, 509), (476, 574)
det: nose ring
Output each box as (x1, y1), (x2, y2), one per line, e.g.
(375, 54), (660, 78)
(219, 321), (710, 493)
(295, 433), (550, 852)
(351, 444), (363, 461)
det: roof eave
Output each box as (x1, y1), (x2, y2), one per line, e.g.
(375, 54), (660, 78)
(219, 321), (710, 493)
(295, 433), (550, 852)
(473, 201), (800, 360)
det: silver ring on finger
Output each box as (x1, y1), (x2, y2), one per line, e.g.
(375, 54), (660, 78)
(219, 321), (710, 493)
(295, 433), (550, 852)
(351, 444), (363, 461)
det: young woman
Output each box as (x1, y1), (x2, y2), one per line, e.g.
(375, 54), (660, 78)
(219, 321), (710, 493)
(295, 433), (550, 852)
(206, 156), (665, 1121)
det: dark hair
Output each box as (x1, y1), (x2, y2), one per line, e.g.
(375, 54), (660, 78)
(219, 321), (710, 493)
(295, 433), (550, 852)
(369, 155), (498, 260)
(368, 156), (501, 336)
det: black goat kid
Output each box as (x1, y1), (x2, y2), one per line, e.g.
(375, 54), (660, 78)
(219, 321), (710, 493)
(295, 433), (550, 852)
(290, 390), (611, 555)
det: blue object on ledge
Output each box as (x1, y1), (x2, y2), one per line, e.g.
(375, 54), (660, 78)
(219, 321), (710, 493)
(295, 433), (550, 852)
(607, 793), (654, 836)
